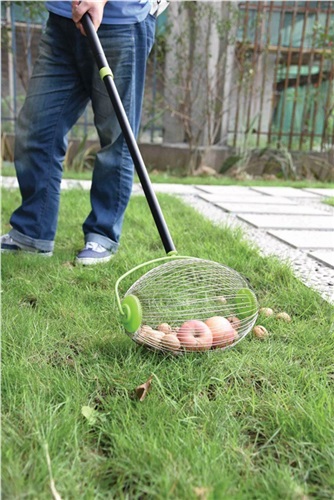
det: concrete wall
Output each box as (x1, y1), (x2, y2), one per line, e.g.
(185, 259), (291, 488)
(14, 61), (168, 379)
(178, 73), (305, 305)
(2, 133), (333, 180)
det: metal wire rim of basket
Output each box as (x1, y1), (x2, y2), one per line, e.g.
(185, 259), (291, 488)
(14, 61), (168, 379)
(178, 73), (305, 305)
(115, 256), (258, 354)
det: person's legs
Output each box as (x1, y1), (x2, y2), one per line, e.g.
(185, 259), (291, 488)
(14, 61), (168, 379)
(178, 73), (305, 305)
(5, 14), (90, 253)
(75, 14), (156, 264)
(3, 12), (156, 261)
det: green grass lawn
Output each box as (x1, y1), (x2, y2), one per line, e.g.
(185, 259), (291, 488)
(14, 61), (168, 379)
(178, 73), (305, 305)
(2, 189), (334, 499)
(323, 197), (334, 207)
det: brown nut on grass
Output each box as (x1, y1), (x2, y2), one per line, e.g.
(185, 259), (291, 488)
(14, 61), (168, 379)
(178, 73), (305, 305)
(259, 307), (274, 317)
(253, 325), (269, 339)
(276, 312), (291, 322)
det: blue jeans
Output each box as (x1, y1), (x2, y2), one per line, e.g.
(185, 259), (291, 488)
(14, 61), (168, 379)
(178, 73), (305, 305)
(10, 12), (156, 252)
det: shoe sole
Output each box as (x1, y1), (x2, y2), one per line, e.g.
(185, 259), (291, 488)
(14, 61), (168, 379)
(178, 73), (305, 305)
(75, 255), (113, 266)
(1, 247), (53, 257)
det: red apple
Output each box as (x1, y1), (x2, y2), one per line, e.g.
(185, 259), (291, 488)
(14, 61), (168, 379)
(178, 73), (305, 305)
(177, 320), (213, 352)
(205, 316), (238, 348)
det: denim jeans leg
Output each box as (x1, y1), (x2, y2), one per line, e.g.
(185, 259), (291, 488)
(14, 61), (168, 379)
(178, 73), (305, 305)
(10, 14), (90, 252)
(80, 15), (156, 251)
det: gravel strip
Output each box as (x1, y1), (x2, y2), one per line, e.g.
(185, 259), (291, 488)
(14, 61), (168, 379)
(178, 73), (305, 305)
(179, 194), (334, 304)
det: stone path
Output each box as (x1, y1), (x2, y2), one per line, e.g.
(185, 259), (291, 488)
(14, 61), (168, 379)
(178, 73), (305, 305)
(2, 176), (333, 303)
(192, 184), (334, 269)
(152, 183), (334, 304)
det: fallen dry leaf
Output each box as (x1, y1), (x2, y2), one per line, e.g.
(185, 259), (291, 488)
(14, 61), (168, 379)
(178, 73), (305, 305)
(134, 375), (153, 402)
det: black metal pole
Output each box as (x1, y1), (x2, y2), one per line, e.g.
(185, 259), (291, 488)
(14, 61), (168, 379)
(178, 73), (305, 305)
(81, 14), (176, 255)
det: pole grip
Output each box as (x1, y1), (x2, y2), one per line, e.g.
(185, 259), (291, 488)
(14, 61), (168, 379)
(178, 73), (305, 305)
(81, 14), (176, 255)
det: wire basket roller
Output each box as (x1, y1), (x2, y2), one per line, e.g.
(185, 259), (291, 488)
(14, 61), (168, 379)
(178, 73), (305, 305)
(83, 15), (259, 355)
(115, 256), (258, 354)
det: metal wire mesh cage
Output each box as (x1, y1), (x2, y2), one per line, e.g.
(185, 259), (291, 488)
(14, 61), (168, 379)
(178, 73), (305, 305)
(117, 257), (258, 354)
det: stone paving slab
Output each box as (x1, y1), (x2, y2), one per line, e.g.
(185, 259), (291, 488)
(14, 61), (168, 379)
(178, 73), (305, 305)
(1, 176), (18, 189)
(268, 230), (334, 249)
(61, 179), (88, 190)
(307, 250), (334, 269)
(302, 188), (334, 198)
(151, 183), (197, 194)
(1, 176), (141, 194)
(131, 184), (143, 194)
(198, 193), (298, 204)
(237, 214), (334, 230)
(195, 185), (255, 195)
(215, 203), (327, 215)
(76, 180), (92, 190)
(250, 186), (321, 198)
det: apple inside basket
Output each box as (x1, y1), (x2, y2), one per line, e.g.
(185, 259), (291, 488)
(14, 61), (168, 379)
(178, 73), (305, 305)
(124, 258), (258, 354)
